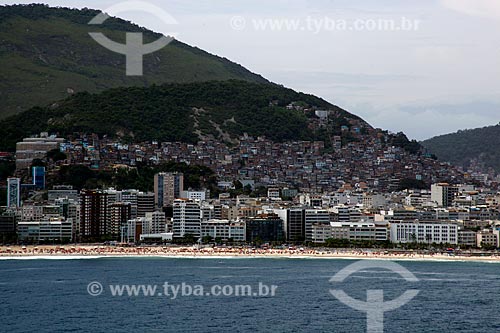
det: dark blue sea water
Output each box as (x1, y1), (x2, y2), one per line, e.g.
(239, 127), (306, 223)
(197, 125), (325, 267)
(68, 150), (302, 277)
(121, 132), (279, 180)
(1, 257), (499, 332)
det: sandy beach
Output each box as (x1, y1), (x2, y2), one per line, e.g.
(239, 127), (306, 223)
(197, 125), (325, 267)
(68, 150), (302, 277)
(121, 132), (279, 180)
(0, 245), (499, 262)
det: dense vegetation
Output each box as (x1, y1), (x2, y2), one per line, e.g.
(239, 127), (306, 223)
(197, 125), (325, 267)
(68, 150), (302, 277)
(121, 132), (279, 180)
(398, 178), (428, 191)
(53, 162), (217, 193)
(0, 158), (15, 180)
(0, 4), (267, 118)
(0, 158), (15, 206)
(390, 132), (422, 154)
(422, 124), (500, 172)
(0, 80), (357, 150)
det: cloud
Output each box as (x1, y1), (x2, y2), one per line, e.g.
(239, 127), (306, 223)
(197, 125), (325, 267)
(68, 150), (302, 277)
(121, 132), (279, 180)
(441, 0), (500, 19)
(267, 70), (420, 84)
(347, 101), (500, 140)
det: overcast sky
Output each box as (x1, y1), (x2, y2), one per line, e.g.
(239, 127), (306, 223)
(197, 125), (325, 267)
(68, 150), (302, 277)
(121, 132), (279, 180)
(2, 0), (500, 140)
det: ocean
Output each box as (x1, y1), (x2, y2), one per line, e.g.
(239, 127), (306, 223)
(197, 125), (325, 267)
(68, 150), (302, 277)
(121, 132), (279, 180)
(1, 257), (499, 332)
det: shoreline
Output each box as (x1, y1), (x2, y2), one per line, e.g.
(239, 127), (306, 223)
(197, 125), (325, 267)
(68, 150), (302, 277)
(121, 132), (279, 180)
(1, 245), (499, 262)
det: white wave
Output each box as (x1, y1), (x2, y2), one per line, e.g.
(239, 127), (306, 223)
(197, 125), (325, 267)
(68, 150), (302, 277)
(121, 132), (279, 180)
(1, 255), (499, 264)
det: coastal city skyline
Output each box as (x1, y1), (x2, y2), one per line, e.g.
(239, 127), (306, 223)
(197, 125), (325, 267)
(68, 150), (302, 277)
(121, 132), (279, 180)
(2, 132), (500, 250)
(1, 2), (499, 332)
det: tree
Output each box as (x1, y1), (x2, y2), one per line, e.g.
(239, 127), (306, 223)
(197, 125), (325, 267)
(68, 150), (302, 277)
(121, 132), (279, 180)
(480, 242), (496, 251)
(47, 148), (67, 162)
(30, 158), (46, 167)
(399, 178), (428, 191)
(425, 234), (432, 248)
(183, 233), (195, 244)
(202, 235), (213, 244)
(410, 233), (417, 244)
(0, 159), (15, 179)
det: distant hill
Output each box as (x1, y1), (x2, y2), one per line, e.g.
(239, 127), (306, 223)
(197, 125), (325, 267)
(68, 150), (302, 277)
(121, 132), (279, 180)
(422, 124), (500, 172)
(0, 80), (369, 150)
(0, 4), (267, 118)
(0, 3), (425, 164)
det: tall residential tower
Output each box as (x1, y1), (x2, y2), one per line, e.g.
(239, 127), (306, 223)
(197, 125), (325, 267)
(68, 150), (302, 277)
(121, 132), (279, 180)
(154, 172), (184, 208)
(7, 178), (21, 208)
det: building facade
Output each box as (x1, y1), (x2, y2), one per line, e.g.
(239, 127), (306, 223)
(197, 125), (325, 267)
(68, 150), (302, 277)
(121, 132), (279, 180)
(7, 178), (21, 208)
(172, 199), (201, 238)
(431, 183), (459, 207)
(244, 215), (284, 243)
(201, 219), (246, 242)
(154, 172), (184, 208)
(109, 202), (132, 238)
(80, 190), (109, 239)
(390, 221), (458, 245)
(17, 218), (73, 242)
(304, 209), (330, 241)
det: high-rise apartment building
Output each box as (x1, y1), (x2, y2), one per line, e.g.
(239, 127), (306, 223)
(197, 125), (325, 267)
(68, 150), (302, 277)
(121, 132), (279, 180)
(154, 172), (184, 208)
(244, 214), (284, 243)
(273, 208), (305, 241)
(304, 209), (330, 241)
(142, 211), (167, 234)
(109, 202), (132, 238)
(80, 190), (109, 239)
(7, 178), (21, 208)
(172, 199), (201, 238)
(431, 183), (459, 207)
(137, 192), (155, 217)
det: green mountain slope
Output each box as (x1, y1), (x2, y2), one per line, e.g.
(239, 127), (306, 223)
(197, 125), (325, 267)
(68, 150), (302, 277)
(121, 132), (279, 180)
(0, 80), (367, 150)
(422, 124), (500, 172)
(0, 4), (267, 118)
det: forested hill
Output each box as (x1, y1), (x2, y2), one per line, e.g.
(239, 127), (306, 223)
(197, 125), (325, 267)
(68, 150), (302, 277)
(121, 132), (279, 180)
(0, 80), (369, 150)
(422, 124), (500, 172)
(0, 4), (268, 118)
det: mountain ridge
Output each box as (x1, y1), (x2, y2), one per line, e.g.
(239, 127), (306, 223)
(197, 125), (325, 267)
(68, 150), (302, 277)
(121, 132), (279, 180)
(422, 123), (500, 173)
(0, 3), (268, 118)
(0, 3), (429, 167)
(0, 80), (371, 150)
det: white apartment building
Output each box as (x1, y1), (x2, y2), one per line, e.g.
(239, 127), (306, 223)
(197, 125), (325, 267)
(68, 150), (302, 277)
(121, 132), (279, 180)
(304, 209), (330, 241)
(172, 199), (201, 238)
(362, 194), (387, 209)
(404, 190), (432, 207)
(309, 219), (386, 243)
(310, 223), (332, 243)
(458, 230), (477, 247)
(431, 183), (459, 207)
(390, 221), (458, 244)
(15, 135), (64, 169)
(142, 211), (167, 234)
(181, 190), (209, 202)
(330, 221), (378, 241)
(201, 219), (246, 242)
(476, 230), (498, 248)
(48, 185), (79, 202)
(20, 204), (60, 221)
(17, 218), (73, 242)
(267, 188), (280, 199)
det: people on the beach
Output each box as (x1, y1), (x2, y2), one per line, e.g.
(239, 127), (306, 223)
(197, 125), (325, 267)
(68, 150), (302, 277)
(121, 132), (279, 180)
(0, 245), (498, 260)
